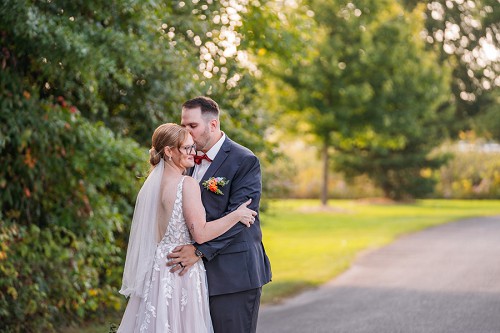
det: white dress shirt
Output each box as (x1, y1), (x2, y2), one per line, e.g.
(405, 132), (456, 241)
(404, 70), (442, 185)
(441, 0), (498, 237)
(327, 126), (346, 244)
(192, 132), (226, 182)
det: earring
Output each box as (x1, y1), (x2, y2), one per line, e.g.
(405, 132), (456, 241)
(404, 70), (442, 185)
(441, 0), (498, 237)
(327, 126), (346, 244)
(169, 156), (172, 161)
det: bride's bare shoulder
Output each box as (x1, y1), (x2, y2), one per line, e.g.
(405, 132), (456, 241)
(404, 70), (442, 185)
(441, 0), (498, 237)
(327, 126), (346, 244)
(182, 176), (200, 191)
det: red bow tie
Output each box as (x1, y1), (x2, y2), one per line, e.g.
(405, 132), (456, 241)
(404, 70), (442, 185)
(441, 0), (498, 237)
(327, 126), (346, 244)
(194, 153), (212, 165)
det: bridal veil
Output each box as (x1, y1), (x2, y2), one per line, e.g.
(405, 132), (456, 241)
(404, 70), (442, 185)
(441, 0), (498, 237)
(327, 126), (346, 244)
(119, 158), (164, 298)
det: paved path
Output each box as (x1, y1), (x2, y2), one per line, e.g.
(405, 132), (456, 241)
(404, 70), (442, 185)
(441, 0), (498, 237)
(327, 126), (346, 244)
(257, 216), (500, 333)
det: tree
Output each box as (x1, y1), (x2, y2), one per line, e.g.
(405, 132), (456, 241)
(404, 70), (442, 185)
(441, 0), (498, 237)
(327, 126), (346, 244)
(0, 0), (256, 144)
(405, 0), (500, 134)
(272, 0), (452, 201)
(473, 88), (500, 140)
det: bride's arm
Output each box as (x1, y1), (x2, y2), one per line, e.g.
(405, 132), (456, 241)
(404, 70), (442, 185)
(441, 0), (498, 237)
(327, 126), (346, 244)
(182, 177), (255, 244)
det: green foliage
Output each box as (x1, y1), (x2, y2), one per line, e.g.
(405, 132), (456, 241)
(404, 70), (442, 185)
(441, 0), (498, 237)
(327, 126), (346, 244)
(0, 0), (281, 145)
(271, 0), (453, 200)
(0, 0), (197, 143)
(0, 71), (142, 227)
(415, 0), (500, 134)
(1, 222), (84, 332)
(0, 72), (144, 331)
(473, 90), (500, 141)
(328, 3), (452, 200)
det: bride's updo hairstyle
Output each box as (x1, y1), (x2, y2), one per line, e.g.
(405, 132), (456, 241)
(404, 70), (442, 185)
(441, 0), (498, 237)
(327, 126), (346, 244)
(149, 123), (189, 167)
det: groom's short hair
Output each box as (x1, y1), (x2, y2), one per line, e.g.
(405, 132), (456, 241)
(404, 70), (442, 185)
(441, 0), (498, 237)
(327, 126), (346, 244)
(182, 96), (219, 118)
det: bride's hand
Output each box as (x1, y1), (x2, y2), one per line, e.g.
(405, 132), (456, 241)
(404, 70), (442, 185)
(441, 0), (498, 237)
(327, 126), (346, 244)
(236, 199), (257, 227)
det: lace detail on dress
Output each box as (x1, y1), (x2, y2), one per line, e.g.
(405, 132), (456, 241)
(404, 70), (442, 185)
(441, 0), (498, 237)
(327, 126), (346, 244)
(158, 177), (192, 248)
(118, 176), (213, 333)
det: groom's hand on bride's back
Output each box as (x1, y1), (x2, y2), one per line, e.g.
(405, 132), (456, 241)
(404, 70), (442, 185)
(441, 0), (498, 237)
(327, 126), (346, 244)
(167, 244), (199, 276)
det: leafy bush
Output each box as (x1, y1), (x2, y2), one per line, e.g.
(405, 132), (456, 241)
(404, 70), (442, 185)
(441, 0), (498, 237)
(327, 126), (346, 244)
(0, 73), (144, 331)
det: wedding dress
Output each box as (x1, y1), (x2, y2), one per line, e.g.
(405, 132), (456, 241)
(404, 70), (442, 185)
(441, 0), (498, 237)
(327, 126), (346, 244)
(118, 175), (214, 333)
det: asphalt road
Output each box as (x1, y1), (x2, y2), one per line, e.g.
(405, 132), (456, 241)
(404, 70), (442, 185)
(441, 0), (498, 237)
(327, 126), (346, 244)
(257, 216), (500, 333)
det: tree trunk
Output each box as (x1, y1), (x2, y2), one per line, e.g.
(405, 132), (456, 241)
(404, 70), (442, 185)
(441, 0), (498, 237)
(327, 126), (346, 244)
(321, 140), (329, 206)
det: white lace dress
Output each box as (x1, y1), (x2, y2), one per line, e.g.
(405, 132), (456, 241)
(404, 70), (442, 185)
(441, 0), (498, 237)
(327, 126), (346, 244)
(118, 177), (213, 333)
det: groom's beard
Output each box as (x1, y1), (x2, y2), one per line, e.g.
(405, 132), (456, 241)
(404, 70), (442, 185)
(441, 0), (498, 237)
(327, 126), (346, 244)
(196, 124), (217, 153)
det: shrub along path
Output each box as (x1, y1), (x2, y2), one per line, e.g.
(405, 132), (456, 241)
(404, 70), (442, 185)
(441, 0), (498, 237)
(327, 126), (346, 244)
(257, 215), (500, 333)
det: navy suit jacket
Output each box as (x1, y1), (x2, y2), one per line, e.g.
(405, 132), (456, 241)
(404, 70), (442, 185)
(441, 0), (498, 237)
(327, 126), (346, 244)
(192, 136), (272, 296)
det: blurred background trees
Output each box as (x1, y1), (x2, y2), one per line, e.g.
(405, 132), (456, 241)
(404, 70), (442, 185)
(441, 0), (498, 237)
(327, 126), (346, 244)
(257, 0), (498, 202)
(0, 0), (498, 331)
(265, 0), (453, 201)
(413, 0), (499, 137)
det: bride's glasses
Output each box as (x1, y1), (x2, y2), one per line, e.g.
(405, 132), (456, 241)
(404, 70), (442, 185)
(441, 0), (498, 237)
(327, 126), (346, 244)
(180, 144), (196, 155)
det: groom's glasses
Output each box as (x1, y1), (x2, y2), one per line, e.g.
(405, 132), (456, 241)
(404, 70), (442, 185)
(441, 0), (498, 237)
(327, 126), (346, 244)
(180, 144), (196, 155)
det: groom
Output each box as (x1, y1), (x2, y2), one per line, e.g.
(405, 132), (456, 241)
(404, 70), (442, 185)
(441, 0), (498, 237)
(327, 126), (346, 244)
(167, 96), (272, 333)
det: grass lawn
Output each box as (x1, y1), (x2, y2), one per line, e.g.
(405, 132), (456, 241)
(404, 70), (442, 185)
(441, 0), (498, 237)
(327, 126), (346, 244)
(260, 199), (500, 303)
(69, 199), (500, 332)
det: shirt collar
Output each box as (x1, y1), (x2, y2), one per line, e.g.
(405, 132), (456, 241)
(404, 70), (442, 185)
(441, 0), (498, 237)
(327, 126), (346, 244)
(205, 132), (226, 160)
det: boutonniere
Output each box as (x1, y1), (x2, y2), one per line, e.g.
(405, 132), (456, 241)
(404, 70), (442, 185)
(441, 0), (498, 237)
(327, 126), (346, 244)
(202, 177), (229, 195)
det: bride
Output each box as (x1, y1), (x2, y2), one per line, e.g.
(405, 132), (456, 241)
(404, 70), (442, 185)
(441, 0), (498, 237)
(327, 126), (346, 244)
(117, 123), (256, 332)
